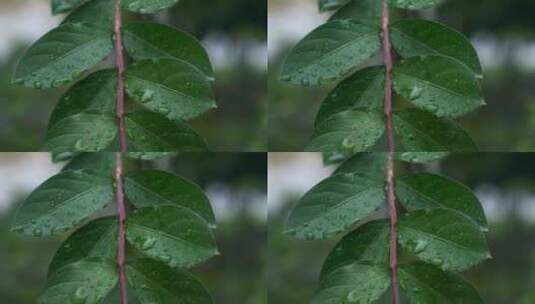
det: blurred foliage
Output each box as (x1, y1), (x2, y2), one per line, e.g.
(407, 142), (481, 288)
(0, 153), (266, 304)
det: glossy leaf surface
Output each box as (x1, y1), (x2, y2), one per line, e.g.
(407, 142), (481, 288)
(122, 0), (180, 14)
(330, 0), (383, 26)
(334, 152), (387, 177)
(52, 0), (88, 14)
(62, 0), (114, 29)
(319, 0), (351, 12)
(389, 0), (444, 10)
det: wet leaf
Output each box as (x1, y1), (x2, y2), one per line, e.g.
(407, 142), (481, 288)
(280, 19), (381, 86)
(51, 0), (88, 14)
(13, 22), (113, 89)
(11, 170), (114, 236)
(318, 0), (351, 12)
(126, 205), (218, 268)
(285, 173), (385, 240)
(122, 0), (180, 14)
(334, 152), (387, 177)
(396, 152), (450, 163)
(398, 209), (491, 272)
(330, 0), (383, 26)
(126, 152), (174, 160)
(62, 153), (117, 174)
(61, 0), (115, 29)
(389, 0), (444, 10)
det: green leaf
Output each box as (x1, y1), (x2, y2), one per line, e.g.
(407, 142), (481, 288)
(397, 173), (487, 228)
(125, 111), (207, 152)
(391, 19), (482, 77)
(319, 0), (351, 12)
(393, 55), (484, 118)
(312, 262), (390, 304)
(307, 110), (384, 157)
(62, 153), (117, 173)
(280, 20), (381, 86)
(123, 22), (214, 80)
(45, 113), (117, 153)
(330, 0), (383, 26)
(11, 170), (114, 236)
(48, 217), (117, 274)
(127, 258), (212, 304)
(285, 173), (385, 240)
(397, 152), (450, 163)
(126, 205), (218, 268)
(125, 59), (215, 121)
(39, 258), (118, 304)
(62, 0), (115, 29)
(124, 169), (216, 227)
(389, 0), (444, 10)
(334, 152), (387, 177)
(13, 23), (113, 89)
(315, 66), (385, 126)
(398, 209), (491, 272)
(320, 220), (390, 279)
(393, 109), (477, 152)
(51, 0), (88, 14)
(126, 152), (174, 160)
(399, 262), (484, 303)
(122, 0), (180, 14)
(49, 69), (116, 128)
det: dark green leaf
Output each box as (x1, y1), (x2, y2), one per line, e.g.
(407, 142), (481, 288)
(45, 113), (117, 153)
(123, 22), (214, 79)
(125, 59), (215, 121)
(334, 152), (387, 177)
(312, 262), (390, 304)
(315, 66), (385, 126)
(49, 69), (116, 128)
(127, 258), (212, 304)
(393, 55), (484, 118)
(48, 217), (117, 274)
(389, 0), (444, 10)
(62, 0), (115, 28)
(126, 152), (174, 160)
(391, 19), (482, 77)
(39, 258), (117, 304)
(393, 109), (477, 152)
(126, 205), (218, 268)
(124, 169), (216, 227)
(398, 209), (491, 271)
(52, 0), (88, 14)
(307, 110), (384, 157)
(280, 20), (381, 86)
(319, 0), (351, 12)
(13, 23), (113, 89)
(122, 0), (180, 14)
(62, 153), (117, 173)
(285, 173), (385, 240)
(12, 170), (114, 236)
(397, 173), (487, 228)
(321, 220), (389, 279)
(125, 111), (207, 152)
(399, 262), (484, 303)
(397, 152), (450, 163)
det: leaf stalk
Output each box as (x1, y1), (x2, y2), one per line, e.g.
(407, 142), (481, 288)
(115, 152), (128, 304)
(115, 0), (128, 152)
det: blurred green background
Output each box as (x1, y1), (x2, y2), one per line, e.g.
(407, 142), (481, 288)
(268, 152), (535, 304)
(0, 0), (266, 151)
(269, 0), (535, 151)
(0, 153), (267, 304)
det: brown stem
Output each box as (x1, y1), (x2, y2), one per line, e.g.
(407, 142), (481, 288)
(115, 0), (127, 152)
(115, 152), (128, 304)
(381, 1), (400, 303)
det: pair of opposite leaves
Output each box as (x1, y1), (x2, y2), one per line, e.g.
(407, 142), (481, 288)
(281, 5), (484, 157)
(14, 0), (215, 153)
(285, 153), (490, 303)
(12, 154), (218, 304)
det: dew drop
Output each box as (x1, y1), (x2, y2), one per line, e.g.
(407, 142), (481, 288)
(142, 237), (156, 250)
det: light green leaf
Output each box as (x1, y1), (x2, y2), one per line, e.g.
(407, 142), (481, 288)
(280, 19), (381, 86)
(398, 209), (491, 272)
(51, 0), (88, 14)
(393, 109), (477, 152)
(122, 0), (180, 14)
(393, 55), (484, 118)
(49, 69), (116, 128)
(125, 59), (215, 121)
(319, 0), (351, 12)
(334, 152), (387, 177)
(389, 0), (444, 10)
(124, 169), (216, 227)
(126, 205), (218, 268)
(39, 258), (118, 304)
(330, 0), (383, 26)
(45, 113), (117, 153)
(391, 19), (482, 77)
(397, 152), (450, 163)
(127, 258), (212, 304)
(285, 173), (385, 240)
(307, 110), (384, 157)
(123, 22), (214, 80)
(315, 66), (385, 126)
(13, 23), (113, 89)
(11, 170), (114, 236)
(125, 111), (207, 152)
(397, 173), (487, 228)
(48, 217), (117, 274)
(399, 262), (484, 303)
(320, 220), (390, 279)
(312, 262), (390, 304)
(62, 153), (117, 173)
(62, 0), (115, 28)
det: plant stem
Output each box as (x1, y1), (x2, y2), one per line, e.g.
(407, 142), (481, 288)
(115, 0), (127, 152)
(381, 1), (400, 303)
(115, 152), (128, 304)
